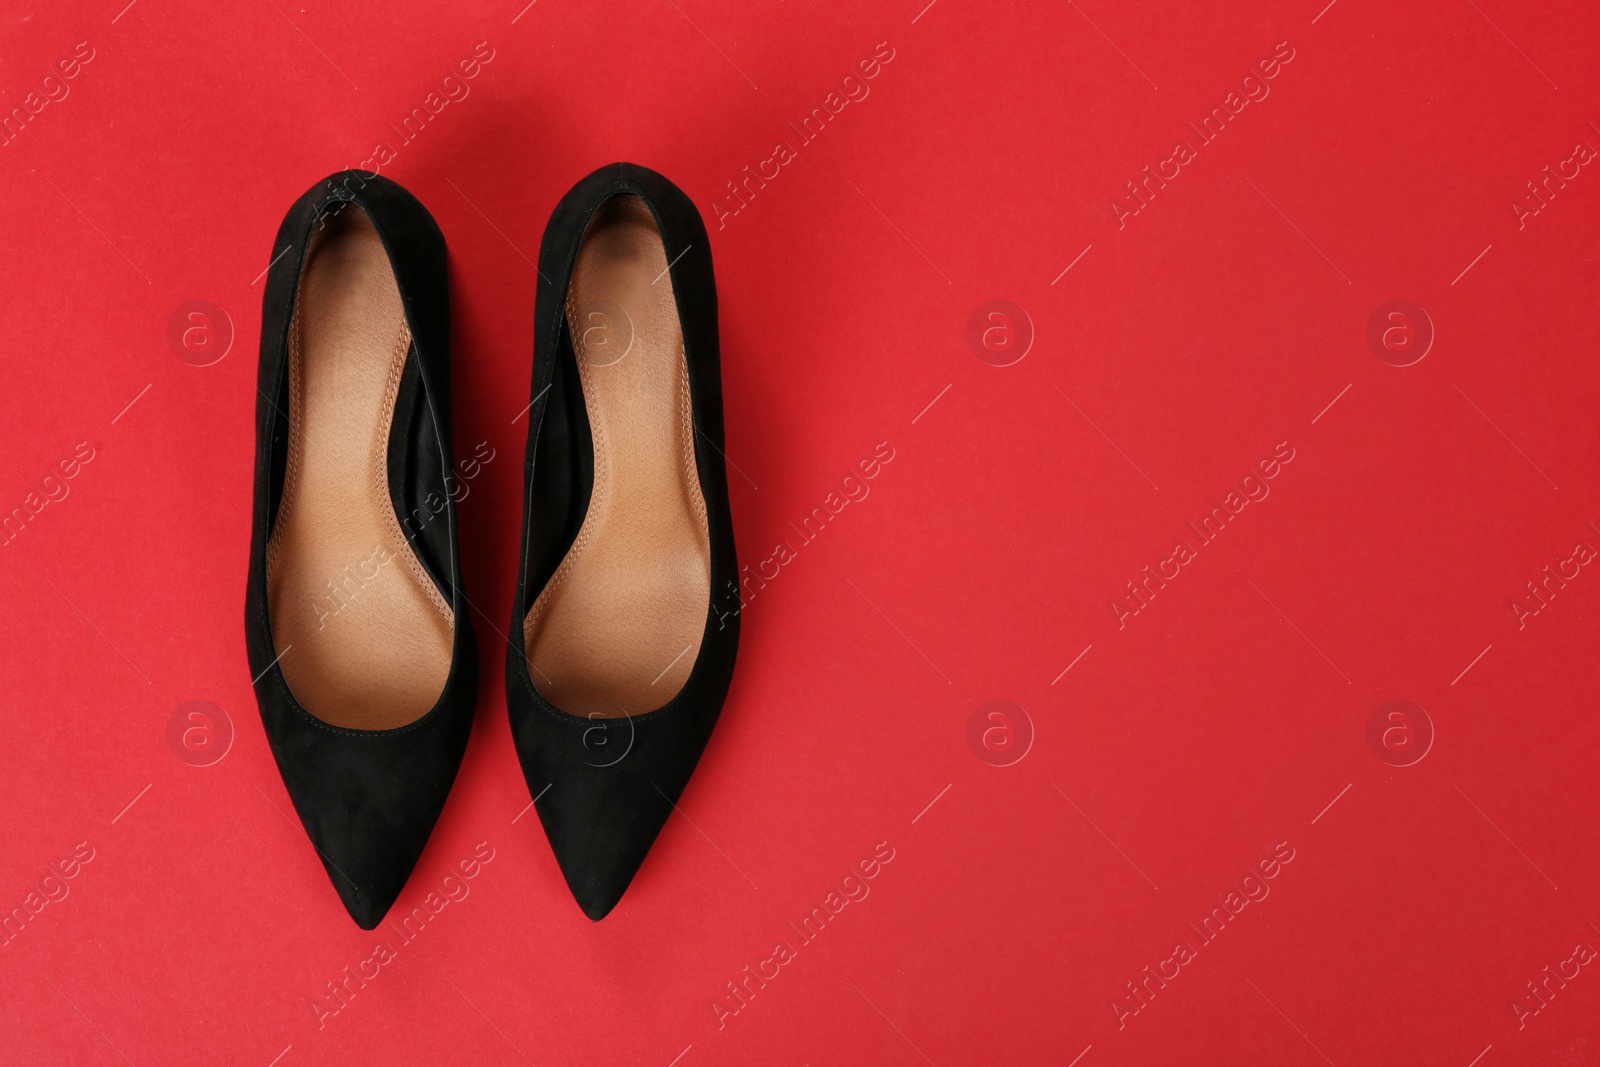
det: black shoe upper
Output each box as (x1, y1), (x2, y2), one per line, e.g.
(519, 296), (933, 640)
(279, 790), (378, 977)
(508, 162), (741, 921)
(245, 170), (477, 930)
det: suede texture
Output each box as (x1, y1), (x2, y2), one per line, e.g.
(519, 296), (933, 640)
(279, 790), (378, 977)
(244, 171), (477, 930)
(508, 163), (741, 921)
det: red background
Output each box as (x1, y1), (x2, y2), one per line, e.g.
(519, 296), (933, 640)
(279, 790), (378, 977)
(3, 1), (1599, 1064)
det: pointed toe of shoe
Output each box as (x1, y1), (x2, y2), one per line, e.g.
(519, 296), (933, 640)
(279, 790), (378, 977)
(251, 676), (476, 928)
(316, 829), (421, 930)
(334, 877), (403, 931)
(509, 684), (728, 920)
(280, 756), (452, 929)
(540, 795), (670, 921)
(566, 865), (630, 923)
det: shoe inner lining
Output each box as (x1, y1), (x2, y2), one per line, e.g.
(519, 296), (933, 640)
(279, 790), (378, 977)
(267, 207), (453, 731)
(524, 194), (711, 719)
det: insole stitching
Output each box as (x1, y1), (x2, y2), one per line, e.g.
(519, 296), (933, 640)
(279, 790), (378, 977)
(677, 345), (709, 539)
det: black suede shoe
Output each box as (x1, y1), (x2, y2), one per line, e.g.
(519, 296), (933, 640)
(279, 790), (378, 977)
(245, 171), (477, 930)
(508, 163), (740, 920)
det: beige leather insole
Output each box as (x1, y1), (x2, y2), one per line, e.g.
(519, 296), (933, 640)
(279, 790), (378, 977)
(524, 195), (710, 718)
(267, 208), (453, 731)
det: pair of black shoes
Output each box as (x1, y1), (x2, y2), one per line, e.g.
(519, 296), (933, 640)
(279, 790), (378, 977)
(243, 164), (740, 927)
